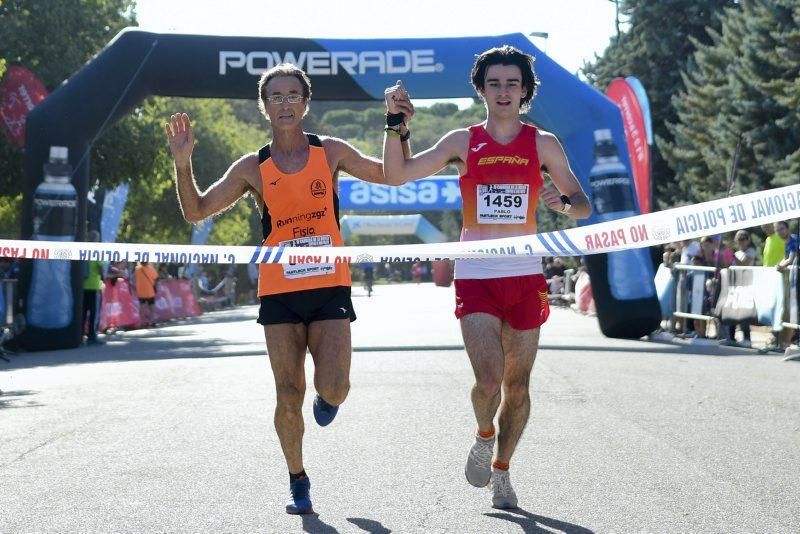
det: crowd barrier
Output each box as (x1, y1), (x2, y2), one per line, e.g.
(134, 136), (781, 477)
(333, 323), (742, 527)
(546, 269), (575, 304)
(545, 269), (598, 315)
(655, 263), (789, 341)
(98, 278), (201, 332)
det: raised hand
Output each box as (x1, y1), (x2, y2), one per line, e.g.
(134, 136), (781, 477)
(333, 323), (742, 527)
(165, 113), (195, 164)
(384, 80), (415, 124)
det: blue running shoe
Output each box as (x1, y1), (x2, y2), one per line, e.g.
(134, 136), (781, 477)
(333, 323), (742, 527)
(313, 394), (339, 427)
(286, 477), (313, 514)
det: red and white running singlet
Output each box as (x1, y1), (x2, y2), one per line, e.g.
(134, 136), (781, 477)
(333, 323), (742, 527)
(455, 123), (544, 280)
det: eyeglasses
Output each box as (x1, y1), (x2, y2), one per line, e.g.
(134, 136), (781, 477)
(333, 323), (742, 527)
(736, 237), (749, 241)
(266, 94), (304, 105)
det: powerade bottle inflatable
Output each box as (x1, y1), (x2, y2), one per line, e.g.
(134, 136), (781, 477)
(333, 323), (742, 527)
(27, 146), (77, 328)
(585, 129), (659, 338)
(588, 129), (654, 300)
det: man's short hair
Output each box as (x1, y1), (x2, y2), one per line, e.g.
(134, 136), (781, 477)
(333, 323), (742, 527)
(471, 45), (540, 112)
(257, 63), (312, 118)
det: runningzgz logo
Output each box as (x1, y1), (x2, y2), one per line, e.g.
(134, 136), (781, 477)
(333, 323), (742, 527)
(219, 50), (442, 76)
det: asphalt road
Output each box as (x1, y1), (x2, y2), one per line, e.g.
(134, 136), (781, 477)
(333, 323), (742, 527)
(1, 283), (798, 533)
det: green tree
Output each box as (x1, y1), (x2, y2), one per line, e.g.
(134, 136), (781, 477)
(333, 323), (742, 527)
(427, 102), (459, 118)
(0, 0), (136, 237)
(662, 0), (800, 201)
(320, 109), (362, 129)
(583, 0), (737, 207)
(750, 0), (800, 187)
(113, 97), (265, 246)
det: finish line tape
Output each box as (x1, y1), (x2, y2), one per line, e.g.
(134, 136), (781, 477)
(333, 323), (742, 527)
(2, 185), (800, 264)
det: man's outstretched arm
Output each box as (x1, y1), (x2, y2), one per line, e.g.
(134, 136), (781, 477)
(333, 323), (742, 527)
(165, 113), (256, 223)
(537, 131), (592, 220)
(382, 81), (464, 185)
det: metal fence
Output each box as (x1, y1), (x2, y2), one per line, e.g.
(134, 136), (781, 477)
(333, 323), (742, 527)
(658, 262), (800, 360)
(672, 264), (719, 331)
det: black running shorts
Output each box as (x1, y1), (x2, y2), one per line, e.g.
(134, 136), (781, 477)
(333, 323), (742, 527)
(257, 286), (356, 326)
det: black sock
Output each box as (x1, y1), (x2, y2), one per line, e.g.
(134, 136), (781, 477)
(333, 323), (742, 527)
(289, 470), (307, 482)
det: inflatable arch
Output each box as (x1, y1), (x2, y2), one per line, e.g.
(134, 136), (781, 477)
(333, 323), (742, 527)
(20, 29), (660, 350)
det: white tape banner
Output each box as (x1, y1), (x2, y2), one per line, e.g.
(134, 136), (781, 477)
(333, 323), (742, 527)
(2, 185), (800, 264)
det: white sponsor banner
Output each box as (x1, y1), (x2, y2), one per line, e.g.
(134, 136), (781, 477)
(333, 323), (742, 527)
(3, 185), (800, 265)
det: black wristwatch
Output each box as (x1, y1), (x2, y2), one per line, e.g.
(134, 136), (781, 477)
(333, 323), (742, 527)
(559, 194), (572, 213)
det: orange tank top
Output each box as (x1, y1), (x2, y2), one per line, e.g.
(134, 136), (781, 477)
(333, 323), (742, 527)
(257, 134), (351, 296)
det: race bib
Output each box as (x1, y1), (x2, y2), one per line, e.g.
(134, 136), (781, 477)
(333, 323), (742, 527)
(477, 184), (529, 224)
(279, 234), (335, 279)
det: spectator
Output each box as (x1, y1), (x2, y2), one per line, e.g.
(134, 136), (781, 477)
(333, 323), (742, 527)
(551, 257), (566, 278)
(107, 260), (129, 287)
(672, 240), (701, 335)
(135, 261), (159, 327)
(247, 262), (259, 304)
(775, 220), (797, 273)
(223, 266), (237, 306)
(721, 230), (756, 347)
(545, 257), (567, 295)
(774, 220), (797, 349)
(688, 250), (711, 339)
(571, 259), (594, 314)
(708, 235), (733, 269)
(679, 239), (701, 265)
(361, 262), (375, 296)
(762, 223), (784, 267)
(543, 257), (555, 277)
(192, 267), (227, 310)
(106, 263), (121, 285)
(697, 236), (715, 265)
(411, 261), (425, 284)
(158, 263), (172, 280)
(662, 243), (681, 268)
(543, 257), (565, 295)
(732, 230), (757, 267)
(82, 231), (106, 345)
(661, 243), (681, 330)
(194, 268), (210, 294)
(167, 263), (180, 279)
(686, 237), (728, 339)
(697, 235), (731, 269)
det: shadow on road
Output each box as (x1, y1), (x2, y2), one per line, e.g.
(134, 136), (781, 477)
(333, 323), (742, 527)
(485, 507), (594, 533)
(0, 298), (773, 374)
(542, 343), (765, 358)
(0, 389), (42, 410)
(301, 513), (339, 533)
(347, 517), (391, 533)
(0, 308), (267, 371)
(0, 335), (265, 371)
